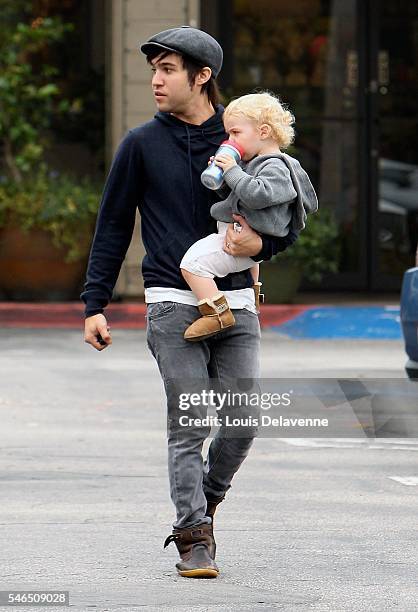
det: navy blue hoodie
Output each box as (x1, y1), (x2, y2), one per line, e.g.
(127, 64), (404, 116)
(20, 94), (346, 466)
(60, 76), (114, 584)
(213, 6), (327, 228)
(81, 105), (297, 316)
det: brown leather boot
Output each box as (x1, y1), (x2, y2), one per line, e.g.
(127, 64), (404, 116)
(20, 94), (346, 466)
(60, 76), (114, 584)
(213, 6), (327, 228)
(204, 488), (231, 560)
(163, 523), (219, 578)
(253, 282), (264, 313)
(184, 293), (235, 342)
(204, 489), (229, 522)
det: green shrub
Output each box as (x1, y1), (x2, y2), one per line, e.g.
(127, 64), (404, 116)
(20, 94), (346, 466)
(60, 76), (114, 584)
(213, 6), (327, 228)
(270, 209), (340, 283)
(0, 1), (74, 181)
(0, 3), (102, 263)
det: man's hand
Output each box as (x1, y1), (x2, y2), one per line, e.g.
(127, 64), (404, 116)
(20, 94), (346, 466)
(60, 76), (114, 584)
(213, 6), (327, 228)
(84, 313), (112, 351)
(223, 214), (262, 257)
(214, 153), (237, 172)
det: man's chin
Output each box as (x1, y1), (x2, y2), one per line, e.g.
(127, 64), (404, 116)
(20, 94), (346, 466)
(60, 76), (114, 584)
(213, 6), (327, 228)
(155, 99), (172, 112)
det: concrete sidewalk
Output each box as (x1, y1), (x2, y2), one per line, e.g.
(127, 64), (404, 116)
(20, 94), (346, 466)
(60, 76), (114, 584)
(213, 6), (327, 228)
(0, 299), (403, 340)
(0, 328), (416, 611)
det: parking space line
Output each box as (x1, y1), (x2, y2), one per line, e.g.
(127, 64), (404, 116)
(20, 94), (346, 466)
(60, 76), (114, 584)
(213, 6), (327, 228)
(278, 438), (418, 450)
(388, 476), (418, 486)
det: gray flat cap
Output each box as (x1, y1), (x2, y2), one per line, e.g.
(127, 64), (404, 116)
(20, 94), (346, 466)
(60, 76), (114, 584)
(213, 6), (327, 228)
(139, 25), (223, 78)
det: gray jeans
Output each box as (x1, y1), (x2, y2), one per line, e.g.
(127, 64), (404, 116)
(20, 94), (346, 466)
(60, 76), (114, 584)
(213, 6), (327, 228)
(146, 301), (260, 529)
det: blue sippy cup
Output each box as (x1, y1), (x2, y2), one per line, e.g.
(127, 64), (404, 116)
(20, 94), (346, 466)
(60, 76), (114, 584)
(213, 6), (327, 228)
(201, 140), (245, 190)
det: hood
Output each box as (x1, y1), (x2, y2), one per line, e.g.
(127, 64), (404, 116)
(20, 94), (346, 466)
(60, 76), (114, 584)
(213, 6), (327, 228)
(245, 151), (318, 232)
(278, 152), (318, 231)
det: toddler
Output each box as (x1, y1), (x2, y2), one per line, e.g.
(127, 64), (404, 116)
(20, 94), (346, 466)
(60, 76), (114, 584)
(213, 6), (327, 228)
(180, 92), (318, 342)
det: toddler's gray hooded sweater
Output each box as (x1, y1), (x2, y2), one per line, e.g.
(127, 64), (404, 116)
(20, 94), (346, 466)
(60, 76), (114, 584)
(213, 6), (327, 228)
(210, 152), (318, 237)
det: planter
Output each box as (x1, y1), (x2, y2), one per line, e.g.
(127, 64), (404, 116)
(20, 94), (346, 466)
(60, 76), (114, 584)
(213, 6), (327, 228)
(260, 259), (303, 304)
(0, 226), (88, 300)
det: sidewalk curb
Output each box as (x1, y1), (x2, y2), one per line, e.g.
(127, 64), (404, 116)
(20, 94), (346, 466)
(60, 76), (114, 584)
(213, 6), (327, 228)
(0, 302), (310, 329)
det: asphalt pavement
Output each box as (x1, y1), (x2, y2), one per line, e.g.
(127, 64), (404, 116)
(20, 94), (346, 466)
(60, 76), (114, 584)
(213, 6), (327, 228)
(0, 328), (417, 611)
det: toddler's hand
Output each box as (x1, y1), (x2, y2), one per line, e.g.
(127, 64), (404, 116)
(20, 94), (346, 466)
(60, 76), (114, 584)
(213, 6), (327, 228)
(208, 156), (215, 166)
(214, 153), (237, 172)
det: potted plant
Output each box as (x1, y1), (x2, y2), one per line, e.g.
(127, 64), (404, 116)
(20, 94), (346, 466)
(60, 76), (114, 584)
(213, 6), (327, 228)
(260, 209), (340, 303)
(0, 169), (101, 299)
(0, 3), (101, 299)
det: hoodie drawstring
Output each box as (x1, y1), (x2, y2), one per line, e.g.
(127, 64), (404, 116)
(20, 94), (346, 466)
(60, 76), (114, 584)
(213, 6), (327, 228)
(185, 124), (195, 223)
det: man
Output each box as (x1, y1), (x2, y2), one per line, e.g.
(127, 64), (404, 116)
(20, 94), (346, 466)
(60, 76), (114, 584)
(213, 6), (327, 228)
(82, 26), (297, 578)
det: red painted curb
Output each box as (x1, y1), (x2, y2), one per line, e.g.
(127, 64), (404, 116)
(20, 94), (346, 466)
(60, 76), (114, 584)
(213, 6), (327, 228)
(0, 302), (312, 329)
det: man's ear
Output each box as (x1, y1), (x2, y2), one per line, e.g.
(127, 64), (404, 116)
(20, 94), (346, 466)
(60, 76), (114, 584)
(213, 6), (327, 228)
(259, 123), (272, 139)
(195, 67), (212, 87)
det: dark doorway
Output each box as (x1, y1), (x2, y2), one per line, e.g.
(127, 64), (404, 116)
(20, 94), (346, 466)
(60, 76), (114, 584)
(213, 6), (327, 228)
(368, 0), (418, 289)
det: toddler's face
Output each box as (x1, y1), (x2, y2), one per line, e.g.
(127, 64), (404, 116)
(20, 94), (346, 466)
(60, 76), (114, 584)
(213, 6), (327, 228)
(223, 115), (263, 161)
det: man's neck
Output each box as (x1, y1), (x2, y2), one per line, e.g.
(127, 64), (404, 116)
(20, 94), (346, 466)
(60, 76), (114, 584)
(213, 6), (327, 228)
(171, 100), (216, 126)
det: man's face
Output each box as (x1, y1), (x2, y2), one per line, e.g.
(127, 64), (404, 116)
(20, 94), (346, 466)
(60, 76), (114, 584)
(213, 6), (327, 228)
(150, 53), (195, 113)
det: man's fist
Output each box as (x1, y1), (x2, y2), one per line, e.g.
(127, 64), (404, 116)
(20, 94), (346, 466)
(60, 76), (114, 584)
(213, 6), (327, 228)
(223, 214), (263, 257)
(84, 313), (112, 351)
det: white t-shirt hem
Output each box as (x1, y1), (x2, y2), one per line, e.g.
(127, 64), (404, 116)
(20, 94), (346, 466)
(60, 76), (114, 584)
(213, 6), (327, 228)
(144, 287), (257, 314)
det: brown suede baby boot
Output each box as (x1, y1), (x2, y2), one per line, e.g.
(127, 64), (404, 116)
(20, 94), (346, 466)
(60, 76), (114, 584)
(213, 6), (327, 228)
(184, 293), (235, 342)
(253, 281), (264, 313)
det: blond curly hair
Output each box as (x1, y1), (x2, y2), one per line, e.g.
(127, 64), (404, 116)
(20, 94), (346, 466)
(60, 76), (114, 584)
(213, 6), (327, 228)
(224, 92), (295, 149)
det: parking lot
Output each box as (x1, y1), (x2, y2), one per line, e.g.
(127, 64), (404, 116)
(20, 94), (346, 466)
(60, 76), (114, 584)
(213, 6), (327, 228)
(0, 328), (417, 611)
